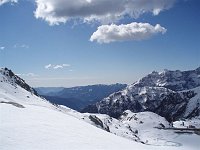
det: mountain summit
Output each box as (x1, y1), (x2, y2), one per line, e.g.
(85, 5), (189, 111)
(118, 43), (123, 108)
(0, 67), (38, 96)
(83, 67), (200, 121)
(134, 67), (200, 91)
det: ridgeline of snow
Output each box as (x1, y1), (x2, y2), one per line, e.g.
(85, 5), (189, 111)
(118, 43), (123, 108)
(134, 67), (200, 91)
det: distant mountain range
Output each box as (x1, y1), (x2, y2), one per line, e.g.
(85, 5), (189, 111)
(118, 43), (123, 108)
(35, 84), (127, 111)
(83, 67), (200, 121)
(35, 87), (64, 95)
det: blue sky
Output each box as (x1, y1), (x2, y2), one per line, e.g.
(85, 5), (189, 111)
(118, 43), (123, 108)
(0, 0), (200, 87)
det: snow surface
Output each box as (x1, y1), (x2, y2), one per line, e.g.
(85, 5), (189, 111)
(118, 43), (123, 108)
(0, 68), (200, 150)
(174, 117), (200, 128)
(0, 79), (159, 150)
(183, 86), (200, 117)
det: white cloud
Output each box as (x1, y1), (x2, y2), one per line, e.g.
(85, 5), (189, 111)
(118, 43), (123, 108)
(21, 44), (29, 49)
(45, 64), (71, 69)
(53, 65), (63, 69)
(34, 0), (176, 25)
(62, 64), (71, 67)
(0, 0), (18, 6)
(45, 64), (52, 69)
(90, 22), (167, 43)
(0, 46), (5, 50)
(14, 44), (29, 49)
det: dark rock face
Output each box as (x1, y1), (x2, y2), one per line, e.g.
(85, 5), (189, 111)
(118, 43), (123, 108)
(154, 91), (196, 121)
(83, 67), (200, 121)
(96, 88), (197, 121)
(0, 68), (38, 96)
(89, 115), (104, 128)
(81, 104), (98, 113)
(89, 115), (110, 132)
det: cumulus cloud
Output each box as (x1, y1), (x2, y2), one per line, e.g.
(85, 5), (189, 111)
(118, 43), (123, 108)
(34, 0), (176, 25)
(0, 0), (18, 6)
(45, 64), (71, 69)
(90, 22), (167, 43)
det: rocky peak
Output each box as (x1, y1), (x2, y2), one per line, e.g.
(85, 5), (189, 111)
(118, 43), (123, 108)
(0, 67), (38, 96)
(133, 67), (200, 91)
(83, 67), (200, 121)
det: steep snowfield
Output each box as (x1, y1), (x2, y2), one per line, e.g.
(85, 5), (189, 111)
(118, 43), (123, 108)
(0, 68), (200, 150)
(0, 72), (146, 150)
(1, 103), (148, 150)
(57, 106), (200, 148)
(183, 86), (200, 118)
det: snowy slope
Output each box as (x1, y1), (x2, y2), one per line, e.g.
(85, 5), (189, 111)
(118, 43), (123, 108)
(1, 68), (200, 150)
(57, 105), (200, 148)
(183, 86), (200, 118)
(0, 68), (38, 95)
(118, 111), (179, 146)
(0, 69), (148, 150)
(78, 110), (200, 147)
(1, 102), (148, 150)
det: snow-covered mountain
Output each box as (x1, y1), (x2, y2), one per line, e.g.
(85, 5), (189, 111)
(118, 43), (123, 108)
(35, 87), (64, 95)
(1, 67), (200, 150)
(0, 68), (151, 150)
(133, 67), (200, 91)
(0, 68), (38, 96)
(83, 67), (200, 121)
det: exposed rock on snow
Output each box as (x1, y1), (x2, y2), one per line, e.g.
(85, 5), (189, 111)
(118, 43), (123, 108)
(83, 67), (200, 121)
(0, 68), (38, 96)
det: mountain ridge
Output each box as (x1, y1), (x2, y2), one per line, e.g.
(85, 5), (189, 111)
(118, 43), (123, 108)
(83, 67), (200, 121)
(36, 83), (127, 111)
(0, 68), (38, 96)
